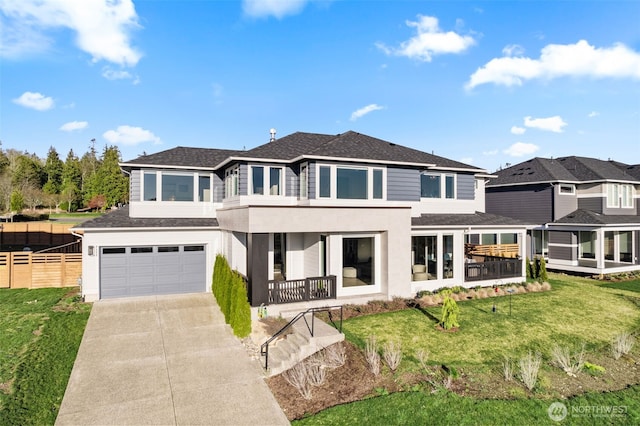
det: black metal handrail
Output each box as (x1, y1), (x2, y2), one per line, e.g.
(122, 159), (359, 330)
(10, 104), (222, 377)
(464, 259), (522, 282)
(267, 275), (337, 304)
(260, 305), (343, 370)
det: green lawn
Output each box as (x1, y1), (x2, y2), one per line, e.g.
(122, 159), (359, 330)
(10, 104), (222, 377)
(295, 274), (640, 425)
(343, 275), (640, 370)
(48, 212), (103, 224)
(0, 288), (91, 426)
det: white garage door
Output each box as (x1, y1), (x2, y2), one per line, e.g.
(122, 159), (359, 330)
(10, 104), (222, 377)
(100, 245), (206, 298)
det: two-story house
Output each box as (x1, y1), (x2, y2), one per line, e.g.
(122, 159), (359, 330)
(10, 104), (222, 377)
(486, 156), (640, 276)
(76, 131), (528, 312)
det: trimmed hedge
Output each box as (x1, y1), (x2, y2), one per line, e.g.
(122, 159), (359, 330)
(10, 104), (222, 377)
(211, 255), (251, 338)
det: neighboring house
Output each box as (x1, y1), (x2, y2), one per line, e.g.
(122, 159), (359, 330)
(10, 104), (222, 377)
(75, 131), (527, 312)
(486, 156), (640, 276)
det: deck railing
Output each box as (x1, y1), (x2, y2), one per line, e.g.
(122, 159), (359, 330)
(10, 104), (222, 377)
(464, 259), (522, 282)
(267, 275), (337, 304)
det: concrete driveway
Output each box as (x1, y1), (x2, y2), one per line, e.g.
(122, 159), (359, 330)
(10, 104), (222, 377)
(56, 293), (289, 425)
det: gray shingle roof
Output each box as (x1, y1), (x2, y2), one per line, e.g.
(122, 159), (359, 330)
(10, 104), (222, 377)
(553, 209), (640, 226)
(121, 147), (241, 169)
(412, 212), (531, 227)
(488, 156), (640, 187)
(74, 206), (219, 229)
(611, 161), (640, 180)
(243, 131), (481, 170)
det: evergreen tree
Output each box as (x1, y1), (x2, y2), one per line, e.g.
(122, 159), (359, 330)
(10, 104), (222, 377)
(43, 146), (64, 194)
(80, 140), (100, 204)
(10, 189), (23, 212)
(61, 150), (83, 211)
(12, 154), (45, 190)
(94, 146), (128, 208)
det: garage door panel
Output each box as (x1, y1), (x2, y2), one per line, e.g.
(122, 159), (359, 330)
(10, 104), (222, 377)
(100, 245), (207, 299)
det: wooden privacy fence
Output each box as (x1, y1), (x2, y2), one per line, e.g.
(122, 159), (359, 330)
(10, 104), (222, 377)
(0, 252), (82, 289)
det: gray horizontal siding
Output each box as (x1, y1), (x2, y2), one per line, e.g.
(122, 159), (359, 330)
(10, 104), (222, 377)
(213, 173), (224, 202)
(130, 169), (141, 202)
(485, 184), (553, 223)
(548, 245), (575, 261)
(554, 185), (578, 220)
(308, 162), (316, 199)
(457, 174), (474, 200)
(387, 167), (420, 201)
(549, 230), (576, 245)
(286, 166), (297, 197)
(238, 163), (248, 196)
(577, 197), (603, 213)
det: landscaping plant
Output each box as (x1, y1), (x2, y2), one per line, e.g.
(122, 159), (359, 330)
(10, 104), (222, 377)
(551, 344), (585, 376)
(382, 340), (402, 372)
(518, 351), (542, 391)
(365, 335), (381, 376)
(612, 332), (635, 360)
(439, 289), (460, 330)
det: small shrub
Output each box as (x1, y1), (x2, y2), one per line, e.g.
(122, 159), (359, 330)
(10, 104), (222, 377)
(584, 361), (606, 376)
(503, 356), (514, 381)
(382, 340), (402, 372)
(365, 335), (381, 376)
(538, 256), (548, 281)
(419, 295), (434, 306)
(519, 351), (542, 391)
(439, 289), (460, 330)
(551, 344), (585, 376)
(416, 349), (430, 372)
(526, 257), (533, 279)
(526, 282), (541, 292)
(477, 289), (488, 299)
(306, 354), (327, 387)
(540, 282), (552, 291)
(282, 362), (312, 400)
(323, 343), (347, 368)
(612, 332), (635, 360)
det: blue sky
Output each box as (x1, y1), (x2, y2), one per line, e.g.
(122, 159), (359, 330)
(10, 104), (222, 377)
(1, 0), (639, 172)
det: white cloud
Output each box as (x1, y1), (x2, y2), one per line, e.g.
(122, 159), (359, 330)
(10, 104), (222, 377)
(588, 111), (599, 118)
(502, 44), (524, 57)
(350, 104), (384, 121)
(466, 40), (640, 90)
(242, 0), (308, 19)
(376, 15), (476, 62)
(60, 121), (88, 132)
(510, 126), (526, 135)
(12, 91), (54, 111)
(0, 0), (142, 66)
(524, 115), (567, 133)
(102, 67), (132, 80)
(503, 142), (539, 157)
(103, 125), (161, 146)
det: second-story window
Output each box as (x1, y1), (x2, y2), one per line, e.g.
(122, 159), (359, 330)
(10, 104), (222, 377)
(252, 166), (264, 195)
(143, 172), (156, 201)
(421, 174), (440, 198)
(621, 184), (633, 208)
(606, 183), (633, 208)
(225, 166), (239, 198)
(337, 167), (367, 199)
(270, 167), (282, 195)
(319, 166), (331, 198)
(198, 175), (211, 202)
(373, 169), (383, 199)
(162, 173), (193, 201)
(421, 173), (456, 199)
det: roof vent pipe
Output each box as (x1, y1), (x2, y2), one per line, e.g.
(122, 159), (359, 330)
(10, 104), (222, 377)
(269, 128), (277, 142)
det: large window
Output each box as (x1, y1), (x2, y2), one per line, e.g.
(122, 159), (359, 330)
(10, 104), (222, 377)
(143, 172), (156, 201)
(250, 166), (283, 196)
(421, 173), (456, 199)
(337, 168), (367, 199)
(443, 234), (454, 279)
(412, 235), (437, 281)
(421, 174), (440, 198)
(579, 231), (595, 259)
(607, 183), (633, 208)
(343, 237), (374, 286)
(532, 230), (549, 257)
(620, 231), (633, 262)
(161, 174), (193, 201)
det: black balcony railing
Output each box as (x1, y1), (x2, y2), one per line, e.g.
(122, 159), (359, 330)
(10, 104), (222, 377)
(267, 275), (337, 304)
(464, 259), (522, 282)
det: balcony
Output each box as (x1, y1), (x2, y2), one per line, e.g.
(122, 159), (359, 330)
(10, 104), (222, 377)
(267, 275), (337, 304)
(465, 259), (522, 282)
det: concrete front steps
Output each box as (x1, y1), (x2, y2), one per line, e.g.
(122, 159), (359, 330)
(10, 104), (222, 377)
(263, 316), (344, 377)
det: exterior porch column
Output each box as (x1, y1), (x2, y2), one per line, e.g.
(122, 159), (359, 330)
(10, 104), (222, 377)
(247, 233), (269, 307)
(596, 228), (605, 269)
